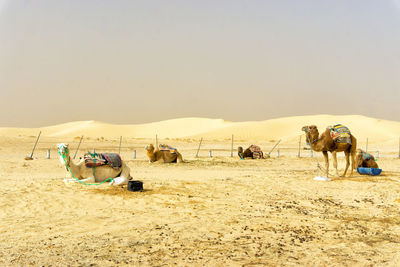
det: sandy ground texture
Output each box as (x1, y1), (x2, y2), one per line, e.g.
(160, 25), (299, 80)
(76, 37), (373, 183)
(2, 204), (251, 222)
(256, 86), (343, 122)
(1, 135), (400, 266)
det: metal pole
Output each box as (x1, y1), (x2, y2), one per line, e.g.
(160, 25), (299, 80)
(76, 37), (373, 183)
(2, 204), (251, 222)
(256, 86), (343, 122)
(209, 150), (212, 158)
(29, 131), (42, 158)
(73, 135), (84, 159)
(267, 139), (281, 157)
(277, 149), (280, 158)
(376, 151), (379, 159)
(118, 136), (122, 154)
(133, 150), (136, 159)
(310, 149), (313, 158)
(195, 138), (203, 158)
(231, 135), (234, 157)
(297, 135), (301, 158)
(46, 149), (50, 159)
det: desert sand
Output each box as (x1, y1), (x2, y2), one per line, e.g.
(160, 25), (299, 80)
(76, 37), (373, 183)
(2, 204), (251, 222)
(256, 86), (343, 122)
(1, 115), (400, 266)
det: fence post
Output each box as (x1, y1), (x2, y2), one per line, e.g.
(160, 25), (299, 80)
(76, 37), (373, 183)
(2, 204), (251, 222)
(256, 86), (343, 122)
(195, 138), (203, 158)
(46, 149), (50, 159)
(73, 135), (83, 159)
(277, 149), (280, 158)
(231, 135), (234, 157)
(209, 150), (212, 158)
(297, 135), (301, 158)
(133, 150), (136, 159)
(118, 136), (122, 154)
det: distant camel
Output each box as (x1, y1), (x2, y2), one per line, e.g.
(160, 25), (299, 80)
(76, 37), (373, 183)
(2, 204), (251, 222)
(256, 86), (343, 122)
(301, 125), (357, 177)
(356, 149), (378, 168)
(57, 143), (132, 185)
(145, 144), (184, 163)
(237, 145), (264, 159)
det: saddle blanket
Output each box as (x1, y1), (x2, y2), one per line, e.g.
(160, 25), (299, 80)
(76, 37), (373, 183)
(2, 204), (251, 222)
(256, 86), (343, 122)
(159, 144), (177, 154)
(84, 153), (122, 170)
(249, 145), (263, 159)
(361, 151), (373, 161)
(329, 124), (352, 144)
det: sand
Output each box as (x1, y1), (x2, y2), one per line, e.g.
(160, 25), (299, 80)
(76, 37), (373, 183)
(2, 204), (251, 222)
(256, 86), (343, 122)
(1, 115), (400, 266)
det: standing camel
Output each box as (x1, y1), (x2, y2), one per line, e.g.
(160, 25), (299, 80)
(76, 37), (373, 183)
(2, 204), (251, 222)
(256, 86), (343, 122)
(301, 125), (357, 177)
(57, 143), (132, 186)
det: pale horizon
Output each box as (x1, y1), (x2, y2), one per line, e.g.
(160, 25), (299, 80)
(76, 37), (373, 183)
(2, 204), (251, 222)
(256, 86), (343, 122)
(1, 0), (399, 127)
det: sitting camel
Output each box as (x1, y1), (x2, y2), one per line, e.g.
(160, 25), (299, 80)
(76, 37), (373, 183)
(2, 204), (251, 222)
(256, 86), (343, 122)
(238, 145), (264, 159)
(356, 149), (378, 168)
(57, 143), (132, 186)
(145, 144), (184, 163)
(301, 125), (357, 177)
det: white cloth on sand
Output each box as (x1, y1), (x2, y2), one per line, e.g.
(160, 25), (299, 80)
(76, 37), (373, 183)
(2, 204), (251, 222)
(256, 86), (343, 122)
(313, 176), (332, 181)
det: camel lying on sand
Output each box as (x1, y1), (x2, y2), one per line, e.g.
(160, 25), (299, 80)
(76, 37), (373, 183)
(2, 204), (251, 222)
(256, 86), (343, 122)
(301, 124), (357, 177)
(238, 145), (264, 159)
(145, 144), (184, 163)
(356, 149), (378, 168)
(57, 143), (132, 186)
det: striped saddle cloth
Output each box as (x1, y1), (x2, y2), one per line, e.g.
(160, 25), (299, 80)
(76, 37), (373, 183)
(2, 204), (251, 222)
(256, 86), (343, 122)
(361, 151), (373, 161)
(159, 144), (177, 154)
(329, 124), (352, 144)
(249, 145), (263, 159)
(84, 153), (122, 170)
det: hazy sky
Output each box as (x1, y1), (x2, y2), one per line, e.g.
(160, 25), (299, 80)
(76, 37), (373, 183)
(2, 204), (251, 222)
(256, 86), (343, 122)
(1, 0), (399, 127)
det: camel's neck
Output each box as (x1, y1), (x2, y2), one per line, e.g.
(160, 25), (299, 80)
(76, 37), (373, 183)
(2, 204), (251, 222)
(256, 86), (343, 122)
(60, 152), (80, 178)
(308, 133), (329, 152)
(147, 151), (156, 162)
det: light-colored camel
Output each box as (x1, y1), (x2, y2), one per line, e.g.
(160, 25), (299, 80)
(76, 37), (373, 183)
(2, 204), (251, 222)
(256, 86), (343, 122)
(57, 143), (132, 186)
(301, 125), (357, 177)
(145, 144), (184, 163)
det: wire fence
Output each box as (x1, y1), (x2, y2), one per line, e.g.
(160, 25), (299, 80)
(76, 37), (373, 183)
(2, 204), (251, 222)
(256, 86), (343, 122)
(9, 134), (400, 161)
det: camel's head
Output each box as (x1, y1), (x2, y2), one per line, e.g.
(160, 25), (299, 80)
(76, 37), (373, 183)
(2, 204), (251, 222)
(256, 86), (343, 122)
(301, 125), (319, 143)
(57, 143), (69, 166)
(57, 143), (69, 155)
(237, 146), (244, 158)
(145, 144), (155, 153)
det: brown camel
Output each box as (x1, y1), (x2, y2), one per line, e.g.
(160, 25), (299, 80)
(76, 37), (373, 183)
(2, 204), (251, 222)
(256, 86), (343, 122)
(301, 125), (357, 177)
(356, 149), (378, 168)
(145, 144), (184, 163)
(238, 145), (265, 159)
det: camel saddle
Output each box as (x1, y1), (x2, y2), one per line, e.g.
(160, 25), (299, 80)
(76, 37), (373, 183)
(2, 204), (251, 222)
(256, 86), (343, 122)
(328, 124), (352, 145)
(249, 145), (263, 159)
(84, 153), (122, 170)
(158, 144), (177, 154)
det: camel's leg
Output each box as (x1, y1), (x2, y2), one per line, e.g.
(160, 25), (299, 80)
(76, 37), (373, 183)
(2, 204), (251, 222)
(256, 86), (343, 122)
(331, 151), (340, 177)
(350, 150), (356, 177)
(323, 151), (329, 177)
(176, 152), (184, 163)
(111, 163), (131, 186)
(80, 177), (95, 183)
(111, 176), (129, 186)
(342, 152), (350, 177)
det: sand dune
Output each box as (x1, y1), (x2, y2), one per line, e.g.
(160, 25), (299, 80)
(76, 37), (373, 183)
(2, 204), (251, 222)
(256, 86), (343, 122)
(1, 115), (400, 266)
(0, 115), (399, 144)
